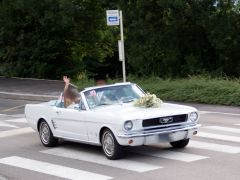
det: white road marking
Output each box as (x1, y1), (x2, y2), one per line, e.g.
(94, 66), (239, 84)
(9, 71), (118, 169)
(199, 111), (240, 116)
(0, 156), (112, 180)
(5, 118), (27, 123)
(0, 175), (7, 180)
(6, 114), (25, 118)
(197, 132), (240, 143)
(2, 105), (25, 112)
(41, 147), (162, 172)
(203, 126), (240, 134)
(235, 124), (240, 126)
(134, 149), (208, 162)
(0, 121), (18, 128)
(0, 127), (34, 138)
(0, 91), (58, 99)
(199, 111), (208, 115)
(189, 140), (240, 154)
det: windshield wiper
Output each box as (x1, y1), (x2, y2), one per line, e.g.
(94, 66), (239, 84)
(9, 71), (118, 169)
(121, 98), (134, 103)
(98, 103), (113, 106)
(123, 100), (134, 103)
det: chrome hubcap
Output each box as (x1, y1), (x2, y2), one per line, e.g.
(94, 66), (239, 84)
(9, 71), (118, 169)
(103, 132), (114, 156)
(40, 122), (50, 144)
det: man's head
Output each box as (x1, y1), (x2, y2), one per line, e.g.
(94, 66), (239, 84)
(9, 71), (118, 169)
(96, 79), (106, 86)
(94, 74), (106, 86)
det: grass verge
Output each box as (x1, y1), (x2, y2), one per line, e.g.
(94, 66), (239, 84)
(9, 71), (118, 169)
(73, 76), (240, 106)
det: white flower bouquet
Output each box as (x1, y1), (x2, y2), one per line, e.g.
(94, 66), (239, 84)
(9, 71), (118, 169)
(134, 93), (163, 108)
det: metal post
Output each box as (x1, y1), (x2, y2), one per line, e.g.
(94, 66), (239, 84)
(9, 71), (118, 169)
(119, 10), (126, 82)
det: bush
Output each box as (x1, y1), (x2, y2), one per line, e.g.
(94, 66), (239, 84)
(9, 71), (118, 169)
(74, 75), (240, 106)
(131, 76), (240, 106)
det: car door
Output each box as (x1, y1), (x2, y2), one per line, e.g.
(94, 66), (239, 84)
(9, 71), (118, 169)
(51, 105), (88, 141)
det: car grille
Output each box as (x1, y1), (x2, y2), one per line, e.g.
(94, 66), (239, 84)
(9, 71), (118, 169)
(142, 114), (188, 127)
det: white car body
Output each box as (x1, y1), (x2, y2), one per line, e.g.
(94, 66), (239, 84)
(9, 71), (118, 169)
(25, 82), (200, 147)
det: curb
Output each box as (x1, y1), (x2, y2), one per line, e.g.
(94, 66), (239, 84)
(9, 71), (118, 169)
(0, 91), (58, 101)
(0, 76), (62, 82)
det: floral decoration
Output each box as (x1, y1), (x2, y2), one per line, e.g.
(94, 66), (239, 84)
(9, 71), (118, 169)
(134, 93), (163, 108)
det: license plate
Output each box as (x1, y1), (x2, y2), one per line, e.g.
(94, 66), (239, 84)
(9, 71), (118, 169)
(168, 131), (188, 141)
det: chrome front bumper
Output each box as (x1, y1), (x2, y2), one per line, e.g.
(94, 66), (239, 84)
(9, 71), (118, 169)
(118, 124), (201, 138)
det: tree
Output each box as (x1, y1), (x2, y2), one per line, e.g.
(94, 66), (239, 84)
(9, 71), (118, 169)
(0, 0), (115, 79)
(1, 0), (240, 79)
(117, 0), (240, 77)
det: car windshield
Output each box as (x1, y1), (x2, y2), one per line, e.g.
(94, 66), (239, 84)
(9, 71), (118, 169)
(84, 84), (145, 109)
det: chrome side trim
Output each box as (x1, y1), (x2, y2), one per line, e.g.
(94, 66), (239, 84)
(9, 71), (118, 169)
(54, 135), (101, 146)
(118, 124), (201, 138)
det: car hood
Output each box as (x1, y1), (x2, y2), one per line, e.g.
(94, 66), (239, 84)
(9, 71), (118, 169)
(93, 102), (197, 120)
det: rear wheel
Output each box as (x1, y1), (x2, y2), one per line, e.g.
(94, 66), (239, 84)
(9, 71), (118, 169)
(39, 120), (58, 147)
(101, 129), (123, 160)
(170, 138), (189, 148)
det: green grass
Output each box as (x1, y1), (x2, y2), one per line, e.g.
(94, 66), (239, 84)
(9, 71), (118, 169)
(73, 76), (240, 106)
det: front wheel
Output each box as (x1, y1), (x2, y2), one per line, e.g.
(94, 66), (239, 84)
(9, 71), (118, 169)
(39, 120), (58, 147)
(170, 138), (189, 148)
(101, 129), (123, 160)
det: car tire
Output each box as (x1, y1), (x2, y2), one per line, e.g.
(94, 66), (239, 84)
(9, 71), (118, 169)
(170, 138), (190, 148)
(39, 120), (58, 147)
(101, 129), (123, 160)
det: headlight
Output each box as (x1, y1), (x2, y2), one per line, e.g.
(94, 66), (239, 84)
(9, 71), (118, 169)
(124, 120), (133, 131)
(189, 112), (198, 122)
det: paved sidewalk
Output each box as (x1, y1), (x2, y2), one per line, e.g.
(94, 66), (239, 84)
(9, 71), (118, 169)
(0, 77), (63, 101)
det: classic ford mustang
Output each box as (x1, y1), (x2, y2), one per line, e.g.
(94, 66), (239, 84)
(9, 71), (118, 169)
(25, 82), (200, 159)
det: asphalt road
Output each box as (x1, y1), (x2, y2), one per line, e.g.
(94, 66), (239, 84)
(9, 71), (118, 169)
(0, 98), (40, 115)
(0, 98), (240, 180)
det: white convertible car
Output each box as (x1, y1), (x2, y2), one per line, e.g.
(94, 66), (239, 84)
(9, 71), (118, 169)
(25, 82), (200, 159)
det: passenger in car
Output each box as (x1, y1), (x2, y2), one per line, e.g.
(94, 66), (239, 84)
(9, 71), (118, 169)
(63, 76), (80, 108)
(94, 74), (107, 86)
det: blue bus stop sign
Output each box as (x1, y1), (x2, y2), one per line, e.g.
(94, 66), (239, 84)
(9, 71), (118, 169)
(106, 10), (119, 26)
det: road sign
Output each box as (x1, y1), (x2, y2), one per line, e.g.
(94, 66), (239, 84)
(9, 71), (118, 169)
(106, 10), (119, 26)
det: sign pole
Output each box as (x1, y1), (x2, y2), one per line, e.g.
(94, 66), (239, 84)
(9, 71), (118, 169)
(106, 10), (126, 82)
(119, 10), (126, 82)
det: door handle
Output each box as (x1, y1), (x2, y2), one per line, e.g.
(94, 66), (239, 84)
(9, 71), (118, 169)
(56, 111), (61, 114)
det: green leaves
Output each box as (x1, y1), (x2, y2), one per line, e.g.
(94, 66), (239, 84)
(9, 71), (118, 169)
(0, 0), (115, 79)
(123, 0), (240, 78)
(0, 0), (240, 79)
